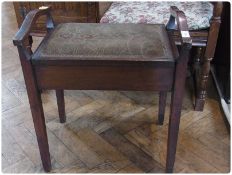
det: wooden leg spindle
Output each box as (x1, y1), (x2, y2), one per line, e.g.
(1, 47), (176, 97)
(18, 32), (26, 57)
(56, 90), (66, 123)
(166, 37), (191, 172)
(158, 91), (167, 125)
(17, 43), (51, 172)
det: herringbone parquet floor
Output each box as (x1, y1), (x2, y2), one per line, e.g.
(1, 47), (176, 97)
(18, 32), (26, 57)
(2, 2), (230, 173)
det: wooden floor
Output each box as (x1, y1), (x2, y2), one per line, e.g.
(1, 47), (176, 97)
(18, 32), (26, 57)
(1, 2), (230, 173)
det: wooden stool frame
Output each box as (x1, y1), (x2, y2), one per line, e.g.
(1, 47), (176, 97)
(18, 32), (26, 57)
(13, 6), (192, 173)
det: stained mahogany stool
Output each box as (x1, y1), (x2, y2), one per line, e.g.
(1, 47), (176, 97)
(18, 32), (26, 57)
(13, 6), (192, 173)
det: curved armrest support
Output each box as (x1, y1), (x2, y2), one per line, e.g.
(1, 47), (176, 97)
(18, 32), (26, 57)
(13, 6), (54, 46)
(166, 6), (192, 47)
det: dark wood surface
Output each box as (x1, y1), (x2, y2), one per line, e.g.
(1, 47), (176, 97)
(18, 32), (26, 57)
(213, 2), (230, 102)
(13, 5), (192, 173)
(192, 2), (223, 111)
(56, 90), (66, 123)
(163, 2), (223, 111)
(13, 2), (99, 36)
(35, 65), (174, 91)
(158, 92), (167, 125)
(166, 7), (192, 172)
(13, 6), (54, 47)
(3, 2), (230, 173)
(16, 39), (51, 172)
(12, 2), (223, 111)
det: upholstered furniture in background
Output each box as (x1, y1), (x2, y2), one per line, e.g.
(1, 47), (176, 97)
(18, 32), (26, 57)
(100, 1), (223, 111)
(100, 2), (213, 30)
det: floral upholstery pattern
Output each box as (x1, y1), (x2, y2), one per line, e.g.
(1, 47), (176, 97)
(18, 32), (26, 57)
(100, 2), (213, 30)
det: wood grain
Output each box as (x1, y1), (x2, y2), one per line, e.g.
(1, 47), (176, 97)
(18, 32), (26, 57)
(2, 2), (230, 173)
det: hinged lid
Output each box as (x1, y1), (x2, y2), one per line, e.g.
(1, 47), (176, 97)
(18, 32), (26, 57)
(32, 23), (175, 65)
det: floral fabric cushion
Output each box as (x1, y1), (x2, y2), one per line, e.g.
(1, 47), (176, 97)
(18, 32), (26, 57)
(100, 2), (213, 30)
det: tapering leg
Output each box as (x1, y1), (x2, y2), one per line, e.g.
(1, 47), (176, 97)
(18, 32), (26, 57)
(166, 81), (186, 172)
(166, 61), (188, 172)
(17, 41), (51, 172)
(56, 90), (66, 123)
(30, 89), (51, 172)
(21, 72), (51, 172)
(166, 43), (191, 173)
(158, 91), (167, 125)
(166, 90), (183, 173)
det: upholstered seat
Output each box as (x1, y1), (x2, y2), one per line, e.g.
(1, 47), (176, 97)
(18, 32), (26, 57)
(14, 5), (193, 172)
(32, 23), (174, 64)
(100, 2), (213, 30)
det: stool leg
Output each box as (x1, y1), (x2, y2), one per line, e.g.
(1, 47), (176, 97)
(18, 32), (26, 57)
(16, 42), (51, 171)
(158, 92), (167, 125)
(56, 90), (66, 123)
(166, 91), (182, 173)
(31, 90), (51, 172)
(166, 71), (187, 172)
(166, 42), (191, 173)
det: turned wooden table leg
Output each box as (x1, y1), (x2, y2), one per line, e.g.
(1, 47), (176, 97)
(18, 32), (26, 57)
(158, 91), (167, 125)
(195, 58), (210, 111)
(193, 47), (203, 74)
(16, 43), (51, 172)
(56, 90), (66, 123)
(194, 3), (222, 111)
(193, 47), (205, 111)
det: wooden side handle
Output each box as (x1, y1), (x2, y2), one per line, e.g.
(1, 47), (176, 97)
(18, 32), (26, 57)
(13, 6), (54, 46)
(166, 6), (192, 46)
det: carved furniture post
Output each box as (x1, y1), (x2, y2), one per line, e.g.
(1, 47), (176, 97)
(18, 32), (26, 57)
(195, 2), (223, 111)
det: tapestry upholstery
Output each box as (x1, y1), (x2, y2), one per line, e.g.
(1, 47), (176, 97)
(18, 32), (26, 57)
(32, 23), (174, 62)
(100, 2), (213, 30)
